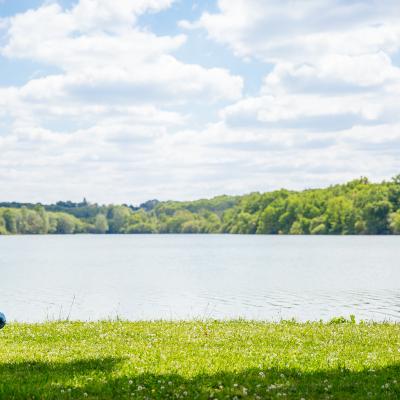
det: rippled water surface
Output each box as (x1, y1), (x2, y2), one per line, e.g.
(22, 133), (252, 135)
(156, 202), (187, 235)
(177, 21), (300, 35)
(1, 235), (399, 322)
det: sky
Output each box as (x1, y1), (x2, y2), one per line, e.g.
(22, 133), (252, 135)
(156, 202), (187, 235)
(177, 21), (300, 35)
(0, 0), (400, 205)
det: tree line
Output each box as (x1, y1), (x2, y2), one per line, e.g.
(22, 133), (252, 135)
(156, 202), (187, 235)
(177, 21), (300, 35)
(1, 176), (400, 235)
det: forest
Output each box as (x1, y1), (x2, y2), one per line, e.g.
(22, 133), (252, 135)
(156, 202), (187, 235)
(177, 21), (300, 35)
(1, 176), (400, 235)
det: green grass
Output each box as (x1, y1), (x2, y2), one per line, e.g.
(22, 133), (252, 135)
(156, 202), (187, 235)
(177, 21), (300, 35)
(1, 320), (399, 399)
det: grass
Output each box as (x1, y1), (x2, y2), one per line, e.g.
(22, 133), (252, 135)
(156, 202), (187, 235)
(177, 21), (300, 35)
(0, 320), (399, 399)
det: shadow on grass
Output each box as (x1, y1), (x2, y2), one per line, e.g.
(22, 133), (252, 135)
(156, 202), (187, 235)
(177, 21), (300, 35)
(0, 358), (399, 399)
(0, 357), (122, 399)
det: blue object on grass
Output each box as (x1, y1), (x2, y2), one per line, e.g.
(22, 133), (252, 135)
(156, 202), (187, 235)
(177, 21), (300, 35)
(0, 312), (6, 329)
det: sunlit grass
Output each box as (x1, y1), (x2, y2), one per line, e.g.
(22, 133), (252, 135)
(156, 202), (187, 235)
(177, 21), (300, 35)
(1, 320), (399, 399)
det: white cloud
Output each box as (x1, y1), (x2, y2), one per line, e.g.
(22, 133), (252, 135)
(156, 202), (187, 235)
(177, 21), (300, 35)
(189, 0), (400, 110)
(187, 0), (400, 150)
(262, 52), (400, 94)
(71, 0), (174, 30)
(2, 2), (242, 103)
(174, 0), (400, 196)
(0, 0), (246, 202)
(1, 0), (400, 203)
(192, 0), (400, 63)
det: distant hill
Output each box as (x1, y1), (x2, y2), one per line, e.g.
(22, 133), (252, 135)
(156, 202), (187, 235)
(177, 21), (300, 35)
(1, 176), (400, 235)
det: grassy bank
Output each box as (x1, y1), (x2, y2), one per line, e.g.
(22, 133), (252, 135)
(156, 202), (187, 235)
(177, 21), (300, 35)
(1, 321), (399, 399)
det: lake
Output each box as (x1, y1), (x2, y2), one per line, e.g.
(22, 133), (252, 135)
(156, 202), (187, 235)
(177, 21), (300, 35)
(1, 235), (399, 322)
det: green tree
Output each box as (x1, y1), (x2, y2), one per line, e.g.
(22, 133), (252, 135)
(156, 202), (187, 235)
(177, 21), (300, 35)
(257, 203), (284, 234)
(34, 206), (49, 234)
(126, 222), (156, 233)
(325, 197), (357, 234)
(181, 220), (203, 234)
(309, 216), (327, 234)
(1, 174), (400, 236)
(17, 207), (46, 234)
(94, 214), (109, 233)
(362, 200), (392, 234)
(3, 209), (17, 234)
(56, 214), (77, 234)
(108, 206), (130, 233)
(389, 211), (400, 234)
(0, 215), (7, 235)
(289, 221), (304, 235)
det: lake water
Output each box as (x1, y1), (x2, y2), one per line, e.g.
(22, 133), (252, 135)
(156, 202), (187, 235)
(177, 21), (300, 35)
(1, 235), (399, 322)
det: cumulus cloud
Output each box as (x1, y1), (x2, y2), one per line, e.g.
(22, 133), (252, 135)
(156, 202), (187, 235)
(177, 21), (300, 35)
(185, 0), (400, 168)
(1, 0), (400, 203)
(2, 2), (242, 103)
(174, 0), (400, 195)
(0, 0), (246, 203)
(191, 0), (400, 62)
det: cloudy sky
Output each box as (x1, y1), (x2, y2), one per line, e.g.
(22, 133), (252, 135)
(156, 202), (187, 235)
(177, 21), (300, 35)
(1, 0), (399, 204)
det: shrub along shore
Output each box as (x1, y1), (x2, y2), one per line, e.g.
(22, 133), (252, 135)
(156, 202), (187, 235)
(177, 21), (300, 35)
(1, 176), (400, 235)
(1, 320), (399, 399)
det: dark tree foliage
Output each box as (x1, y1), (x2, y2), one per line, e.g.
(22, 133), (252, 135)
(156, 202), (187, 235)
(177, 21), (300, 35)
(1, 176), (400, 235)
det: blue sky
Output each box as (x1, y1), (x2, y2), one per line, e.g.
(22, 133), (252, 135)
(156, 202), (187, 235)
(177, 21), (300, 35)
(1, 0), (400, 204)
(0, 1), (268, 95)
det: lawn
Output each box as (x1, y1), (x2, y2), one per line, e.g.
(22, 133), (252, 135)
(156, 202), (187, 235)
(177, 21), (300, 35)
(0, 320), (399, 399)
